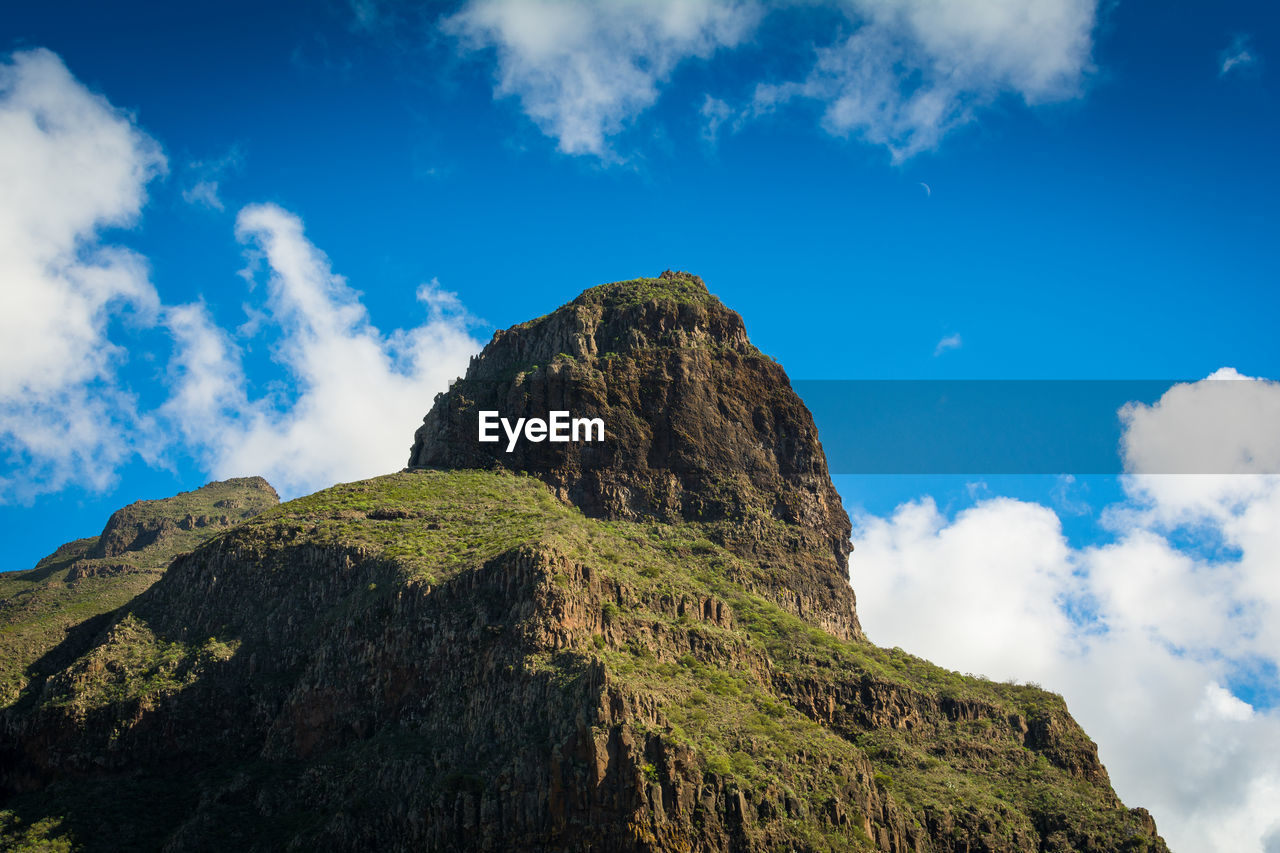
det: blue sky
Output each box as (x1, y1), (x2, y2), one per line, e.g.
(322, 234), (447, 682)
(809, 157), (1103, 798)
(3, 2), (1279, 849)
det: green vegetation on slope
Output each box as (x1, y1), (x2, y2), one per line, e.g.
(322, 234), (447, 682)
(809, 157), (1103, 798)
(0, 478), (277, 706)
(573, 272), (714, 311)
(499, 272), (717, 343)
(243, 470), (574, 585)
(2, 470), (1158, 851)
(0, 569), (157, 707)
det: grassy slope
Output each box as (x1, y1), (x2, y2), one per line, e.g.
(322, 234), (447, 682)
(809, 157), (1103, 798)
(0, 479), (277, 706)
(2, 471), (1156, 851)
(290, 473), (1152, 850)
(82, 477), (279, 567)
(5, 471), (1157, 850)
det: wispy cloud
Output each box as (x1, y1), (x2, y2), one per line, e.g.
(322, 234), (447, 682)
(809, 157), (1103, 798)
(699, 94), (733, 145)
(0, 48), (166, 500)
(182, 180), (224, 211)
(161, 204), (483, 497)
(1049, 473), (1092, 516)
(443, 0), (764, 159)
(441, 0), (1099, 163)
(1220, 34), (1260, 78)
(754, 0), (1099, 162)
(181, 145), (243, 211)
(851, 371), (1280, 852)
(933, 332), (962, 356)
(349, 0), (382, 33)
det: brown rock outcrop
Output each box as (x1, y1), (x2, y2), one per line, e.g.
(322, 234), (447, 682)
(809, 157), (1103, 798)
(409, 271), (861, 640)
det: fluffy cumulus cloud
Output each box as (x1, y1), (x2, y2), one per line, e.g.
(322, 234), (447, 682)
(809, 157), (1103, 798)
(755, 0), (1098, 161)
(443, 0), (763, 157)
(1, 48), (481, 502)
(161, 204), (481, 497)
(851, 372), (1280, 852)
(0, 48), (166, 499)
(1120, 368), (1280, 478)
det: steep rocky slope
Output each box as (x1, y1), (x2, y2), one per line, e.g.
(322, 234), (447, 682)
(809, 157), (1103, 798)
(0, 478), (279, 706)
(0, 275), (1166, 852)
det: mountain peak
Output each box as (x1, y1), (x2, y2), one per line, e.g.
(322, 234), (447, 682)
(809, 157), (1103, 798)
(574, 269), (710, 308)
(409, 273), (858, 638)
(1, 280), (1168, 852)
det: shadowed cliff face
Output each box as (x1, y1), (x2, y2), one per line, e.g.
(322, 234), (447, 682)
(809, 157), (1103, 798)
(408, 272), (858, 637)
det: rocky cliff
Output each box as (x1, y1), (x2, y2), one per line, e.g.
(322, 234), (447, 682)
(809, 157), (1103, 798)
(409, 271), (860, 642)
(0, 276), (1166, 852)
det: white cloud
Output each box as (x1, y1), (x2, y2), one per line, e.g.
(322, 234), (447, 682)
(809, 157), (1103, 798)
(1199, 682), (1255, 723)
(756, 0), (1098, 161)
(441, 0), (1099, 161)
(1220, 35), (1260, 78)
(933, 332), (962, 356)
(0, 48), (166, 500)
(1121, 367), (1280, 477)
(161, 302), (251, 440)
(181, 145), (243, 212)
(854, 496), (1079, 677)
(444, 0), (763, 157)
(161, 203), (482, 497)
(0, 51), (480, 503)
(850, 371), (1280, 852)
(699, 94), (733, 144)
(182, 180), (224, 211)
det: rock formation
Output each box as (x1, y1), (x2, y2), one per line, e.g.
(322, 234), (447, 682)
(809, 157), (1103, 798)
(409, 271), (860, 641)
(0, 276), (1167, 852)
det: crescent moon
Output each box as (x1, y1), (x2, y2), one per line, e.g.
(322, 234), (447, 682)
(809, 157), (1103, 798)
(919, 182), (931, 197)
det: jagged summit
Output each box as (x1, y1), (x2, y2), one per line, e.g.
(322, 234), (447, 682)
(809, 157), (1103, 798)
(407, 271), (763, 493)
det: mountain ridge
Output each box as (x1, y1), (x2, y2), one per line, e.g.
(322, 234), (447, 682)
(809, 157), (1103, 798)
(409, 271), (860, 642)
(0, 477), (279, 708)
(0, 275), (1167, 852)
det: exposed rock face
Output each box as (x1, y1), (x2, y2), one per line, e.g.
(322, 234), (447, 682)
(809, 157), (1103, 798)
(409, 272), (861, 640)
(409, 272), (848, 559)
(0, 278), (1167, 852)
